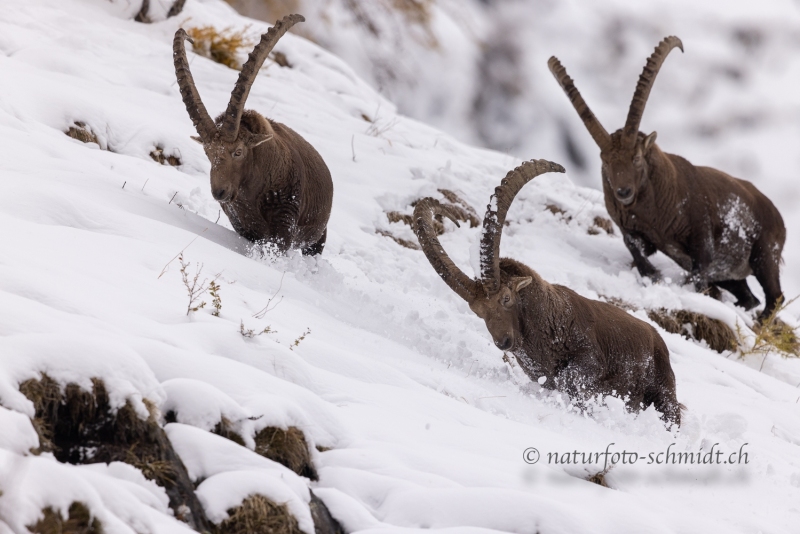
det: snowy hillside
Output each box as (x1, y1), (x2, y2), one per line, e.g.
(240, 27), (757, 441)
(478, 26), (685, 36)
(1, 0), (799, 533)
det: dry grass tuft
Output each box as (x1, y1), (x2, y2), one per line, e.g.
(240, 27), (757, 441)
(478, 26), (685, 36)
(29, 502), (102, 534)
(150, 146), (181, 167)
(186, 25), (256, 70)
(586, 470), (610, 488)
(218, 494), (302, 534)
(65, 122), (99, 146)
(380, 189), (479, 249)
(737, 296), (799, 359)
(254, 426), (318, 480)
(648, 309), (737, 353)
(589, 216), (615, 235)
(20, 375), (211, 531)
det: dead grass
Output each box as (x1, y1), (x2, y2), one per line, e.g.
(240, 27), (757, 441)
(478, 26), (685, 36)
(65, 122), (99, 146)
(376, 229), (420, 250)
(19, 375), (211, 531)
(186, 25), (256, 70)
(150, 146), (181, 167)
(648, 308), (737, 353)
(218, 494), (302, 534)
(380, 189), (479, 249)
(586, 469), (611, 488)
(737, 296), (799, 359)
(29, 502), (102, 534)
(254, 426), (318, 480)
(589, 216), (615, 235)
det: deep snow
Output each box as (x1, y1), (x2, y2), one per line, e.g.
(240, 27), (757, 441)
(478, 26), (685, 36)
(0, 0), (799, 533)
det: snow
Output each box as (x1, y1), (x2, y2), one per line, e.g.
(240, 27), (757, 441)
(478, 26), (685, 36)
(0, 0), (799, 533)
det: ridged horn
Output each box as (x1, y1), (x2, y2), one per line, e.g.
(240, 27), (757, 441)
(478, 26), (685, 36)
(221, 14), (304, 142)
(413, 198), (481, 303)
(480, 160), (566, 294)
(548, 56), (610, 150)
(173, 29), (218, 143)
(623, 36), (683, 147)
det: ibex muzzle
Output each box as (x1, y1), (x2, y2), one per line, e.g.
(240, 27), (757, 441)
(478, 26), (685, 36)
(549, 37), (786, 320)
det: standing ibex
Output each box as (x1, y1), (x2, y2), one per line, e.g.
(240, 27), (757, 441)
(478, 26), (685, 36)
(549, 37), (786, 320)
(174, 15), (333, 255)
(413, 160), (680, 425)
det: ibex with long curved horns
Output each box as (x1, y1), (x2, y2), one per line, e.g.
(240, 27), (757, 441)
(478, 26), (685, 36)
(413, 160), (680, 425)
(549, 37), (785, 320)
(173, 15), (333, 255)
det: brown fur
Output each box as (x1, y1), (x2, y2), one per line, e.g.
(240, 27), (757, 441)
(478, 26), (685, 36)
(206, 111), (333, 254)
(550, 38), (786, 320)
(477, 258), (680, 425)
(174, 16), (333, 255)
(602, 132), (785, 320)
(413, 160), (680, 426)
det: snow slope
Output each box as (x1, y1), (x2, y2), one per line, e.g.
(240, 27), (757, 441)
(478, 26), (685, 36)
(0, 0), (799, 532)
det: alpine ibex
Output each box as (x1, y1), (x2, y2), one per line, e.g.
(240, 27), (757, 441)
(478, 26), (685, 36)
(413, 160), (680, 425)
(549, 37), (786, 320)
(174, 15), (333, 255)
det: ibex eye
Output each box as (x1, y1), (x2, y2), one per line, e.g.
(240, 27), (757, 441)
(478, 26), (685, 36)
(233, 149), (243, 157)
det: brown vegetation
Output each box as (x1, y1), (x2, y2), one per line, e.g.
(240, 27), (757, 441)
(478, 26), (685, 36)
(218, 494), (302, 534)
(186, 25), (256, 70)
(648, 309), (736, 353)
(20, 376), (211, 532)
(28, 503), (102, 534)
(65, 122), (99, 146)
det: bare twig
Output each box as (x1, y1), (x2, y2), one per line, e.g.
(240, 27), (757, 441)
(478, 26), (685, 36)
(157, 228), (208, 279)
(142, 178), (149, 191)
(169, 192), (178, 204)
(215, 210), (221, 224)
(122, 181), (126, 189)
(351, 134), (356, 162)
(253, 272), (286, 319)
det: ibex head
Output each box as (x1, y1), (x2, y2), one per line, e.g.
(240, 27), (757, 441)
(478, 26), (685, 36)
(173, 15), (303, 202)
(548, 36), (683, 207)
(413, 160), (565, 351)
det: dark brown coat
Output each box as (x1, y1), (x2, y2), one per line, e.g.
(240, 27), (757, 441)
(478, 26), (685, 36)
(413, 160), (680, 426)
(173, 15), (333, 255)
(550, 37), (785, 319)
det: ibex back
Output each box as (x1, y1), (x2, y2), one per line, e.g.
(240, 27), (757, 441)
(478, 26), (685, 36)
(413, 160), (680, 426)
(174, 15), (333, 255)
(549, 37), (785, 320)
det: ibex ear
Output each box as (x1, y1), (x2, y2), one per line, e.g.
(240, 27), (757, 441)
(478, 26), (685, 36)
(190, 136), (203, 144)
(644, 131), (657, 151)
(512, 277), (533, 292)
(248, 134), (273, 148)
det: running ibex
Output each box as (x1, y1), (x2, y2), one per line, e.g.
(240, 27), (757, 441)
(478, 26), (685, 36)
(413, 160), (680, 425)
(174, 15), (333, 255)
(549, 37), (786, 320)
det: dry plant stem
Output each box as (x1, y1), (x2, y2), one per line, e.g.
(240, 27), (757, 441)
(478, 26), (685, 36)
(737, 295), (799, 361)
(253, 272), (285, 319)
(289, 328), (310, 351)
(179, 253), (221, 315)
(157, 228), (208, 279)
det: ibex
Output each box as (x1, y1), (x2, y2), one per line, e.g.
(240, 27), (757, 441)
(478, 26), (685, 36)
(549, 37), (786, 320)
(174, 15), (333, 255)
(413, 160), (680, 426)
